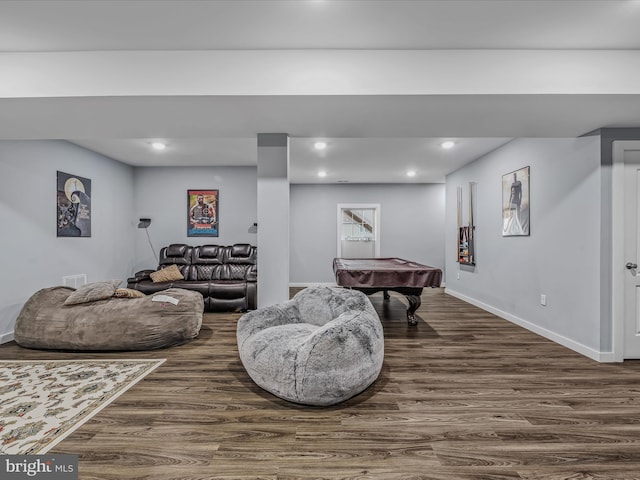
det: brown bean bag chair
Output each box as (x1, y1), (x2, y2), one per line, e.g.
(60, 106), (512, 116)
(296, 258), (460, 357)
(14, 286), (203, 351)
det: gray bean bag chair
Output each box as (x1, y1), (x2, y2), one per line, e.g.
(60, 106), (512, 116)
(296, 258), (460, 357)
(15, 286), (203, 351)
(237, 286), (384, 406)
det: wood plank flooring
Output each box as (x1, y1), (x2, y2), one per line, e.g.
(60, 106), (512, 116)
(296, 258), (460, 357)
(2, 288), (640, 479)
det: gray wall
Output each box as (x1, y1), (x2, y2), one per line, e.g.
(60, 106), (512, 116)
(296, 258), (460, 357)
(0, 140), (135, 341)
(290, 184), (445, 284)
(445, 137), (602, 354)
(132, 166), (258, 273)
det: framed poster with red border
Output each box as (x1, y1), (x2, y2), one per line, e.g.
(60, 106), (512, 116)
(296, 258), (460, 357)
(187, 189), (219, 237)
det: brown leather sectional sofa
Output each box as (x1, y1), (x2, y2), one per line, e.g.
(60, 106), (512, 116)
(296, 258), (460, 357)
(127, 243), (257, 312)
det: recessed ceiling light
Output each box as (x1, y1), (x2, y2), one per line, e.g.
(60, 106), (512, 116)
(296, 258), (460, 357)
(314, 141), (327, 150)
(407, 170), (417, 177)
(441, 141), (455, 150)
(151, 142), (166, 151)
(318, 170), (327, 178)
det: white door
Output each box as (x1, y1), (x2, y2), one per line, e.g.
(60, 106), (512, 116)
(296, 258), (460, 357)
(623, 150), (640, 358)
(337, 204), (380, 258)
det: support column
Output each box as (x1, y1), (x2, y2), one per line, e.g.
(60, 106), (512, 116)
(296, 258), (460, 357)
(257, 133), (290, 307)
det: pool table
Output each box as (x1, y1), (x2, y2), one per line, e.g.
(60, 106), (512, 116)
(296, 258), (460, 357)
(333, 257), (443, 326)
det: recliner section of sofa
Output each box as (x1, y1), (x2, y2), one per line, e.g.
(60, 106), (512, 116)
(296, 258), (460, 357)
(127, 243), (257, 312)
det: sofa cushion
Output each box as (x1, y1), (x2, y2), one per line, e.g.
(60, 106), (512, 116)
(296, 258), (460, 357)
(210, 280), (247, 299)
(231, 244), (252, 257)
(166, 244), (188, 257)
(159, 244), (192, 268)
(191, 263), (226, 281)
(225, 244), (256, 264)
(172, 280), (209, 296)
(150, 264), (184, 283)
(192, 246), (224, 275)
(229, 264), (250, 280)
(199, 245), (222, 258)
(64, 279), (122, 306)
(213, 264), (250, 281)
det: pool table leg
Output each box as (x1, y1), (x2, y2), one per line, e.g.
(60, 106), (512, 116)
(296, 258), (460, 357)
(355, 287), (423, 325)
(406, 294), (421, 326)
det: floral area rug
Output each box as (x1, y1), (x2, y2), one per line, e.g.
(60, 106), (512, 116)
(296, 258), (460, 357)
(0, 359), (165, 455)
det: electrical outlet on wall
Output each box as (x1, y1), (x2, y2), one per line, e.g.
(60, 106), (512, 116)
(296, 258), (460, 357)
(456, 272), (460, 280)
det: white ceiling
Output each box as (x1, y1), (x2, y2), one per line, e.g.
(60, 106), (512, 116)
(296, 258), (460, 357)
(2, 1), (640, 51)
(1, 0), (640, 183)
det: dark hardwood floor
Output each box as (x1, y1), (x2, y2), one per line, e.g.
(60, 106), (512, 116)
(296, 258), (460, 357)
(2, 288), (640, 479)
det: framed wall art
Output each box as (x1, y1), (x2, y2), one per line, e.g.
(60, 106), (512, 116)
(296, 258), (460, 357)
(457, 183), (476, 265)
(57, 171), (92, 237)
(502, 166), (530, 237)
(187, 189), (219, 237)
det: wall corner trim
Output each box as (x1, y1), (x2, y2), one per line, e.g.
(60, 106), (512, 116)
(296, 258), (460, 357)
(444, 288), (617, 363)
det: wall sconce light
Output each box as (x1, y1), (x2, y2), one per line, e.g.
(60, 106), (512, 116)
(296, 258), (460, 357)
(137, 218), (157, 259)
(248, 222), (258, 234)
(138, 218), (151, 229)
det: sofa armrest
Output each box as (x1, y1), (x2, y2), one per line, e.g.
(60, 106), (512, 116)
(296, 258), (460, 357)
(246, 265), (257, 282)
(127, 269), (156, 284)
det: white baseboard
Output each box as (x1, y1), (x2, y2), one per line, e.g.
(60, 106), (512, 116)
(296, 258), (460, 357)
(0, 331), (15, 344)
(444, 288), (615, 363)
